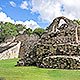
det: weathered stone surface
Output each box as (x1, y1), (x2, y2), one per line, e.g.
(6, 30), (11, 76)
(17, 16), (80, 69)
(15, 34), (39, 58)
(0, 41), (21, 60)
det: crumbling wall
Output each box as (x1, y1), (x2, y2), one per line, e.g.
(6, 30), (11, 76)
(17, 16), (80, 69)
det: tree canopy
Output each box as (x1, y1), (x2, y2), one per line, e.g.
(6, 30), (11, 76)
(0, 22), (45, 43)
(0, 22), (25, 43)
(33, 28), (45, 37)
(73, 19), (80, 25)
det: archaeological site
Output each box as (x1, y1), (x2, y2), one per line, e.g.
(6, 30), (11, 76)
(16, 16), (80, 69)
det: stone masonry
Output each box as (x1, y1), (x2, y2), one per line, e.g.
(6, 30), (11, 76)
(17, 16), (80, 69)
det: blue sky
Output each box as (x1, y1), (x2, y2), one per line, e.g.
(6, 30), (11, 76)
(0, 0), (37, 21)
(0, 0), (80, 29)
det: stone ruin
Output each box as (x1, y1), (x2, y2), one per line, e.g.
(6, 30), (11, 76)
(15, 33), (39, 58)
(0, 37), (21, 60)
(17, 16), (80, 69)
(0, 32), (39, 60)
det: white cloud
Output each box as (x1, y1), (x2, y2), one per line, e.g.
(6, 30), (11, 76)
(23, 20), (40, 30)
(10, 1), (16, 7)
(0, 12), (15, 23)
(15, 21), (24, 24)
(15, 20), (40, 30)
(20, 1), (28, 10)
(0, 12), (40, 30)
(31, 0), (80, 22)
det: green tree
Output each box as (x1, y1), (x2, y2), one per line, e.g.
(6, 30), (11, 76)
(73, 19), (80, 25)
(16, 24), (26, 33)
(3, 22), (18, 37)
(26, 28), (33, 36)
(0, 22), (18, 43)
(33, 28), (45, 37)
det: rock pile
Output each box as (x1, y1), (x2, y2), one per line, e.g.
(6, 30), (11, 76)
(17, 16), (80, 69)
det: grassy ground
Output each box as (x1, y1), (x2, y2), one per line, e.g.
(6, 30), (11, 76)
(0, 59), (80, 80)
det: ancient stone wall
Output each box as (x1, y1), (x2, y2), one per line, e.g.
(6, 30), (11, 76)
(0, 41), (21, 60)
(15, 34), (39, 58)
(17, 16), (80, 69)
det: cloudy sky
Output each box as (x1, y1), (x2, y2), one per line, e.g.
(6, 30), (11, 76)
(0, 0), (80, 29)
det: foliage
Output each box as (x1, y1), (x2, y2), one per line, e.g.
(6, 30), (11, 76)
(16, 24), (26, 33)
(73, 19), (80, 25)
(33, 28), (45, 37)
(26, 28), (33, 36)
(0, 22), (26, 43)
(0, 21), (45, 43)
(0, 22), (18, 42)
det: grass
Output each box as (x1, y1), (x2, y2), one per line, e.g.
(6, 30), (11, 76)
(0, 59), (80, 80)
